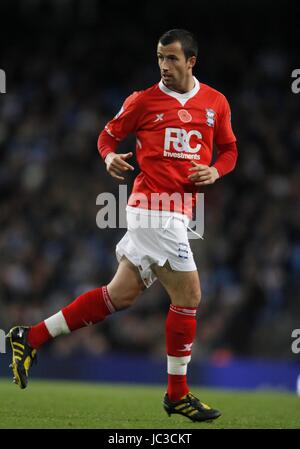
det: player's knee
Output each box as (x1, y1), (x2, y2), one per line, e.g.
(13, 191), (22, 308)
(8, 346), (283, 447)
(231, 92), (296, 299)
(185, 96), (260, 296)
(107, 284), (141, 311)
(189, 287), (201, 307)
(116, 293), (137, 310)
(171, 285), (201, 308)
(186, 283), (201, 307)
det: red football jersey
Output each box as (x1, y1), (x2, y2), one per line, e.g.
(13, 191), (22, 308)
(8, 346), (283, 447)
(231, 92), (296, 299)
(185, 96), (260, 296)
(104, 77), (236, 217)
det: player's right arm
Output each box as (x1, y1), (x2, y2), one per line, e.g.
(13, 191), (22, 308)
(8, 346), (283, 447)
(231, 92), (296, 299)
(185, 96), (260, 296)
(97, 91), (143, 180)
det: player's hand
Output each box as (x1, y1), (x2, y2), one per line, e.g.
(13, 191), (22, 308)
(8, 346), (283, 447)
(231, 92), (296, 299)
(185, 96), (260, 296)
(188, 161), (220, 186)
(105, 152), (134, 181)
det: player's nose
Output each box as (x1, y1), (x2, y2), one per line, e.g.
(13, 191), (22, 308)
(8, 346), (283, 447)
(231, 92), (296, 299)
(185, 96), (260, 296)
(161, 62), (170, 72)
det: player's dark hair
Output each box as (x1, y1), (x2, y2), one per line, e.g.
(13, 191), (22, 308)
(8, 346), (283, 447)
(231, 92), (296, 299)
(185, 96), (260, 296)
(158, 29), (198, 60)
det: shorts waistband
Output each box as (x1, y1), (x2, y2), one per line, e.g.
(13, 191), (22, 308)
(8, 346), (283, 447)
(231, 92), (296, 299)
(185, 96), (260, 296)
(126, 205), (190, 225)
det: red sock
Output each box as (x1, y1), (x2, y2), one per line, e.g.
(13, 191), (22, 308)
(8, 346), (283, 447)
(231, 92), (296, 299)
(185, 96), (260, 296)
(166, 304), (197, 402)
(61, 285), (115, 330)
(28, 322), (51, 349)
(28, 286), (115, 349)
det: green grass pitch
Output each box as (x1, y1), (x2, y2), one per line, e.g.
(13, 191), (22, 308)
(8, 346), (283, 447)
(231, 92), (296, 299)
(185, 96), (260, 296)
(0, 379), (299, 429)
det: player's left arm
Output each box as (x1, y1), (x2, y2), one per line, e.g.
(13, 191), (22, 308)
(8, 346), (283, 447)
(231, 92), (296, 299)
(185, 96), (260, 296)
(188, 95), (238, 186)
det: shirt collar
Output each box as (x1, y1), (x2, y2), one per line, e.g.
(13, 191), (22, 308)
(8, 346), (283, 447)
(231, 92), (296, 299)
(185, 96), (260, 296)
(158, 76), (200, 107)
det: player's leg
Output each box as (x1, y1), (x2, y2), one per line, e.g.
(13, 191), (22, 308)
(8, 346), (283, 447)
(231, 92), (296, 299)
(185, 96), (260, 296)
(152, 263), (200, 400)
(152, 263), (221, 421)
(7, 256), (145, 388)
(152, 263), (201, 307)
(107, 256), (146, 308)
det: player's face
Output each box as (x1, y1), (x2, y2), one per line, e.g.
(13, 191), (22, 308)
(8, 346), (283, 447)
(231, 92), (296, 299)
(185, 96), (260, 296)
(157, 41), (196, 92)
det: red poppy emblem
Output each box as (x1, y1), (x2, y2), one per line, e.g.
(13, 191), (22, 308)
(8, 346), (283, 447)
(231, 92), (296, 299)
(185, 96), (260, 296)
(178, 109), (192, 123)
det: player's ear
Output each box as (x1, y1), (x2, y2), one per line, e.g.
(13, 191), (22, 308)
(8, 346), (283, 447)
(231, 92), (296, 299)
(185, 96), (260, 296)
(188, 56), (197, 69)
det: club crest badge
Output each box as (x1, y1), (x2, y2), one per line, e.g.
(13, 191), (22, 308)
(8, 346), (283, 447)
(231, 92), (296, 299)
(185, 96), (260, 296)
(206, 108), (215, 127)
(178, 109), (192, 123)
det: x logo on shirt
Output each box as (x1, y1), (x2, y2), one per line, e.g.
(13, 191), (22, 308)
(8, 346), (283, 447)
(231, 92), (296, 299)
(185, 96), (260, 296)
(153, 114), (164, 122)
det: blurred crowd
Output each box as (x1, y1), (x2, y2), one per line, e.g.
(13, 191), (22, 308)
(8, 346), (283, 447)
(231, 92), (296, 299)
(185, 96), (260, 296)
(0, 0), (299, 360)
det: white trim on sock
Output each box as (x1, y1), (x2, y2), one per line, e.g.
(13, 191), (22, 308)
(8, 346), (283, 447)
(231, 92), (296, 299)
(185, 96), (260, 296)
(44, 311), (70, 337)
(167, 355), (191, 375)
(102, 286), (116, 313)
(170, 305), (197, 317)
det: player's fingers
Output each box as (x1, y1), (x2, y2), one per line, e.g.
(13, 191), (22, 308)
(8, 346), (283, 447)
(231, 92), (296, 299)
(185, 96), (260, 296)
(111, 161), (130, 172)
(110, 170), (125, 181)
(188, 173), (210, 181)
(119, 152), (134, 161)
(189, 165), (209, 172)
(114, 158), (134, 171)
(108, 165), (123, 177)
(197, 173), (211, 181)
(195, 179), (213, 186)
(107, 163), (121, 173)
(120, 152), (133, 158)
(120, 161), (134, 171)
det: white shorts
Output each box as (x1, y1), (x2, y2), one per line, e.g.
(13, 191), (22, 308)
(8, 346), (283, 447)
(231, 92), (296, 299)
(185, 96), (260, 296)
(116, 206), (197, 288)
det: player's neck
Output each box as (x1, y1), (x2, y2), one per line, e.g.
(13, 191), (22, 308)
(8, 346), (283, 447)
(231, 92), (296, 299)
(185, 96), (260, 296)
(170, 75), (195, 94)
